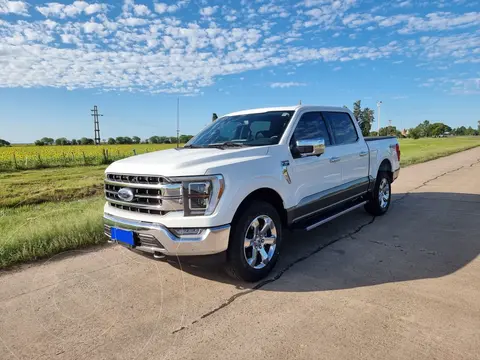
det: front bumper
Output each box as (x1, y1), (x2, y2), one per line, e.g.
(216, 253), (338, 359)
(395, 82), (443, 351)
(104, 213), (230, 256)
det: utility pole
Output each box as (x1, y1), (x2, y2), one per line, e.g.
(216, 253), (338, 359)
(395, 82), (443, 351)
(91, 105), (103, 145)
(176, 97), (180, 148)
(376, 101), (382, 136)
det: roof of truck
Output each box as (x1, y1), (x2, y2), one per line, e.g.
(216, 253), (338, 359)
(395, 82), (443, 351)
(225, 105), (351, 117)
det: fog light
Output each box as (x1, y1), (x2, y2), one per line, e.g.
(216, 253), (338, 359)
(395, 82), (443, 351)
(171, 228), (205, 237)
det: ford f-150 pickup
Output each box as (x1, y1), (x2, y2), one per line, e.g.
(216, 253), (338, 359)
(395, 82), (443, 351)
(104, 105), (400, 281)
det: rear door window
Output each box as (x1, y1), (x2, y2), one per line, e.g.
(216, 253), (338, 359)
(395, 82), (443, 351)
(323, 112), (358, 145)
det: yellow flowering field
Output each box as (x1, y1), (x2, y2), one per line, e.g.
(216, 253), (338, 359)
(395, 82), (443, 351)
(0, 144), (178, 171)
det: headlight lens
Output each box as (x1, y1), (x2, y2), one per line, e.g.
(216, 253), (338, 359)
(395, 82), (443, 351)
(170, 175), (225, 216)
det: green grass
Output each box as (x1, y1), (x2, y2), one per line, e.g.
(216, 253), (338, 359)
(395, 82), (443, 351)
(0, 198), (105, 268)
(0, 166), (106, 207)
(1, 136), (479, 269)
(398, 137), (480, 166)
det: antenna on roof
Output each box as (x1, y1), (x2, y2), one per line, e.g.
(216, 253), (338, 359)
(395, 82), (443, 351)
(299, 100), (302, 105)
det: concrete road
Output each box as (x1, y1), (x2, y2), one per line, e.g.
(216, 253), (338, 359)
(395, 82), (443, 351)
(1, 148), (479, 360)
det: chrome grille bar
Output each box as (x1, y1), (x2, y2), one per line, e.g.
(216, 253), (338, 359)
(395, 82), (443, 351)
(105, 173), (183, 215)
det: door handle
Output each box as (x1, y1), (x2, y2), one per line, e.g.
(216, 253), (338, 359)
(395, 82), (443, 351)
(330, 157), (341, 163)
(359, 151), (368, 157)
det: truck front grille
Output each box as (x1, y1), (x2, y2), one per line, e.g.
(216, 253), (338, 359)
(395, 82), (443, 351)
(105, 173), (183, 215)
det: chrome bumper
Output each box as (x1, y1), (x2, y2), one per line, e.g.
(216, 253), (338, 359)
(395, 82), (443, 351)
(103, 213), (230, 256)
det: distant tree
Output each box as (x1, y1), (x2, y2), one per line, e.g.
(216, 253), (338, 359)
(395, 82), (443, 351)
(179, 134), (194, 143)
(352, 100), (361, 120)
(34, 140), (45, 146)
(71, 139), (78, 145)
(369, 131), (378, 137)
(359, 107), (374, 137)
(408, 127), (421, 139)
(132, 136), (141, 144)
(115, 136), (126, 144)
(170, 136), (177, 144)
(465, 126), (477, 136)
(164, 138), (172, 144)
(351, 100), (374, 137)
(478, 120), (480, 132)
(55, 137), (69, 146)
(379, 126), (398, 137)
(80, 137), (94, 145)
(124, 136), (133, 144)
(149, 136), (160, 144)
(453, 126), (467, 136)
(0, 139), (10, 146)
(430, 123), (451, 137)
(107, 138), (116, 144)
(40, 137), (54, 145)
(212, 113), (218, 122)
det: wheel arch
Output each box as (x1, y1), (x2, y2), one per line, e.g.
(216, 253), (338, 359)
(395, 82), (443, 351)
(377, 158), (393, 182)
(232, 187), (288, 228)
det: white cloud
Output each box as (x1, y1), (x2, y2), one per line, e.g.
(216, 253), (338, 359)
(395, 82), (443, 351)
(0, 0), (28, 15)
(154, 2), (167, 14)
(0, 0), (477, 96)
(133, 4), (150, 16)
(200, 6), (218, 17)
(271, 82), (307, 88)
(119, 17), (148, 26)
(36, 1), (107, 18)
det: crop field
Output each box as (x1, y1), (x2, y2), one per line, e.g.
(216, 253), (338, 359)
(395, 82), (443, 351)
(0, 143), (179, 171)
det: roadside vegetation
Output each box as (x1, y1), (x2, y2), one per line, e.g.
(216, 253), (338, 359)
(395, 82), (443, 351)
(1, 136), (480, 269)
(400, 137), (480, 166)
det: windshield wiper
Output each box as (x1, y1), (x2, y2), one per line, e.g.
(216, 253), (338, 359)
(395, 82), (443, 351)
(183, 144), (205, 149)
(207, 142), (248, 149)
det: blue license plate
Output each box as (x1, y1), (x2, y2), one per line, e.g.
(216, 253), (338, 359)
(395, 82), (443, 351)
(111, 228), (135, 246)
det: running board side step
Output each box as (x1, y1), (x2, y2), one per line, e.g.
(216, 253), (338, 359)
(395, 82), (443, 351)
(305, 201), (367, 231)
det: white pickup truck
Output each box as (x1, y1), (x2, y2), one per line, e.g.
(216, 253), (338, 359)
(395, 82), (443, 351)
(104, 105), (400, 281)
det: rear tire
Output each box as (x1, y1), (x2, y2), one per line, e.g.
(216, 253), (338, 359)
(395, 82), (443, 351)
(225, 201), (283, 282)
(365, 172), (391, 216)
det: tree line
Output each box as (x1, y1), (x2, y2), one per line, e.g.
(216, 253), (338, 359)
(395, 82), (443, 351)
(32, 135), (194, 146)
(351, 100), (479, 139)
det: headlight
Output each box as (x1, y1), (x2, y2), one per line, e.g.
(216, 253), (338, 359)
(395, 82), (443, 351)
(170, 175), (225, 216)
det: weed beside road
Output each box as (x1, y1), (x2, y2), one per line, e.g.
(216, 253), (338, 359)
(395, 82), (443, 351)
(0, 198), (105, 268)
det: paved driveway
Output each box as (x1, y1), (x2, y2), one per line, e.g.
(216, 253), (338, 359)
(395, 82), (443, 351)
(1, 148), (479, 360)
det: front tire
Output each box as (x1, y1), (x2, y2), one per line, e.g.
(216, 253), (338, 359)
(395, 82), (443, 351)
(365, 172), (392, 216)
(226, 201), (283, 282)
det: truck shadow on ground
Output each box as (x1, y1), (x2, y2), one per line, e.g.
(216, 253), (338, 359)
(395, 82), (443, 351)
(160, 191), (480, 292)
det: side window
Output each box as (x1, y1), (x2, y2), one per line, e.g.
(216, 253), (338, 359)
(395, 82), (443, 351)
(323, 112), (358, 145)
(292, 112), (331, 145)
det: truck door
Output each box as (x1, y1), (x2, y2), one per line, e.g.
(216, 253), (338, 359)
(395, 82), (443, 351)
(322, 111), (370, 194)
(287, 111), (344, 222)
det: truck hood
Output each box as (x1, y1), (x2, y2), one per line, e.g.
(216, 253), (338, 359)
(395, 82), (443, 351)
(106, 146), (270, 176)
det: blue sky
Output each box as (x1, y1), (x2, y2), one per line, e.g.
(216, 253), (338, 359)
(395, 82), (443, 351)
(1, 0), (479, 143)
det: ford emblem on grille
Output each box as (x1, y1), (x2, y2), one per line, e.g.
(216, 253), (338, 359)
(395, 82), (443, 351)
(118, 188), (134, 202)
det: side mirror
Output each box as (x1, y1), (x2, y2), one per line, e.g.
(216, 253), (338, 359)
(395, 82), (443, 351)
(296, 138), (325, 157)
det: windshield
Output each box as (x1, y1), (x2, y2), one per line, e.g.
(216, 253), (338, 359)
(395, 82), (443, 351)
(186, 111), (295, 148)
